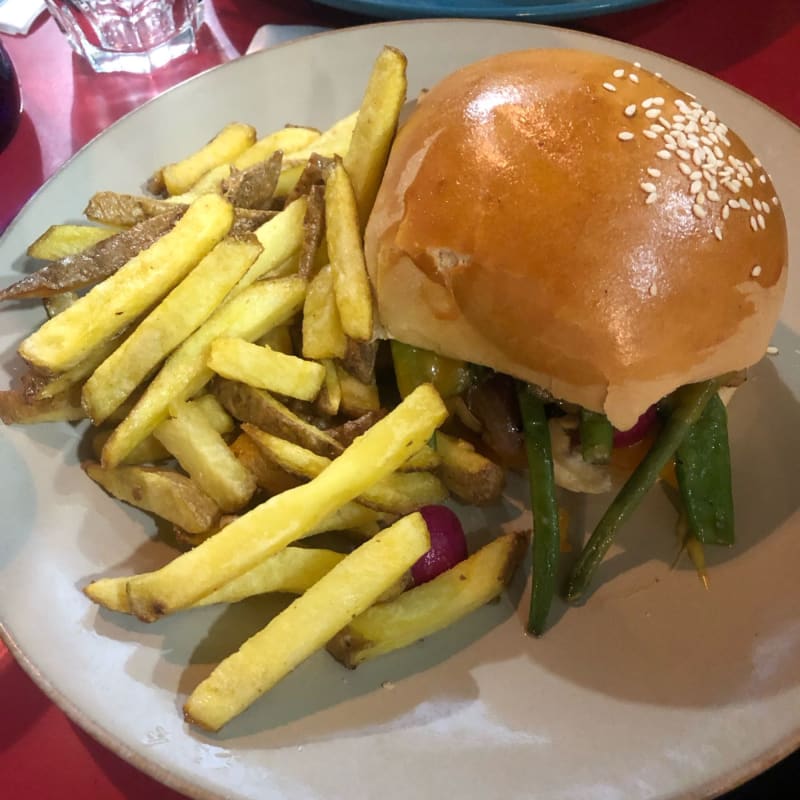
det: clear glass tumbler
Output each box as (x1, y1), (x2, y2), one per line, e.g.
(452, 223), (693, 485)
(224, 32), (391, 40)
(43, 0), (204, 74)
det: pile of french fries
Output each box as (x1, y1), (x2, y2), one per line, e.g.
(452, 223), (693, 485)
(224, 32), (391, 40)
(0, 47), (527, 732)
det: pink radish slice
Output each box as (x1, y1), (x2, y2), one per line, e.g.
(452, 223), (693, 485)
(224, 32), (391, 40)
(613, 405), (658, 448)
(411, 505), (468, 585)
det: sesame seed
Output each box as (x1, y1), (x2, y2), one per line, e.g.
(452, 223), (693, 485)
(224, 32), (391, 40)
(728, 199), (740, 208)
(714, 226), (723, 241)
(692, 204), (707, 219)
(750, 216), (758, 231)
(659, 116), (671, 128)
(603, 82), (617, 92)
(677, 149), (691, 160)
(618, 131), (635, 141)
(624, 104), (637, 117)
(647, 167), (661, 178)
(629, 73), (640, 84)
(751, 265), (762, 277)
(664, 142), (677, 151)
(640, 182), (657, 193)
(700, 135), (713, 146)
(696, 192), (706, 204)
(642, 98), (655, 109)
(757, 214), (766, 229)
(745, 161), (754, 173)
(634, 61), (642, 68)
(713, 145), (725, 159)
(650, 124), (665, 133)
(613, 68), (625, 78)
(753, 198), (762, 212)
(674, 114), (686, 123)
(654, 71), (662, 78)
(653, 97), (665, 106)
(686, 92), (697, 100)
(678, 162), (693, 175)
(760, 174), (768, 184)
(645, 192), (658, 205)
(645, 108), (661, 119)
(643, 130), (658, 139)
(689, 170), (702, 180)
(744, 175), (754, 188)
(766, 345), (779, 355)
(753, 157), (762, 167)
(690, 179), (703, 194)
(773, 195), (780, 206)
(656, 150), (672, 160)
(664, 133), (677, 147)
(692, 149), (705, 166)
(762, 202), (771, 214)
(649, 283), (658, 296)
(707, 189), (721, 202)
(739, 199), (751, 210)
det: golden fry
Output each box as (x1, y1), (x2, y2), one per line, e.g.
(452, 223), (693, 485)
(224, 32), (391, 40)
(183, 512), (430, 730)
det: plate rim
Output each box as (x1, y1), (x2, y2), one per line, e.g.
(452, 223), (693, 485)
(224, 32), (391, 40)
(1, 16), (799, 800)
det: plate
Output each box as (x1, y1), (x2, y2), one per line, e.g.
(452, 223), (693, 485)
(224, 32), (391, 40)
(1, 19), (799, 800)
(312, 0), (664, 22)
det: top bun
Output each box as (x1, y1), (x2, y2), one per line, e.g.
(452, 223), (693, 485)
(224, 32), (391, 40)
(364, 49), (788, 429)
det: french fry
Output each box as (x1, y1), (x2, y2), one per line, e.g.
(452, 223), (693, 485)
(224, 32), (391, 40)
(435, 431), (506, 506)
(315, 359), (341, 416)
(85, 546), (345, 613)
(207, 338), (325, 403)
(328, 531), (528, 668)
(243, 424), (447, 514)
(233, 126), (320, 171)
(27, 224), (117, 260)
(83, 462), (220, 534)
(256, 324), (294, 355)
(124, 383), (447, 621)
(336, 364), (381, 417)
(325, 162), (374, 341)
(90, 393), (235, 466)
(159, 123), (257, 195)
(0, 386), (85, 424)
(153, 400), (256, 513)
(301, 263), (348, 360)
(229, 433), (304, 496)
(183, 512), (431, 731)
(235, 196), (308, 288)
(83, 236), (263, 424)
(343, 46), (407, 228)
(19, 195), (234, 372)
(101, 276), (306, 468)
(298, 184), (326, 279)
(401, 444), (442, 472)
(84, 191), (273, 230)
(0, 210), (183, 302)
(214, 380), (343, 459)
(340, 338), (378, 385)
(43, 292), (78, 318)
(274, 110), (359, 198)
(222, 152), (283, 210)
(190, 393), (235, 435)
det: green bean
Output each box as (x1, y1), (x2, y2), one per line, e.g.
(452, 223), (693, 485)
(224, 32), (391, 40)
(390, 340), (474, 399)
(516, 382), (560, 635)
(580, 408), (614, 464)
(565, 379), (719, 602)
(675, 392), (734, 546)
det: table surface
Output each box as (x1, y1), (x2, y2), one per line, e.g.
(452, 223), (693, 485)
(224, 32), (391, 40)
(1, 0), (798, 798)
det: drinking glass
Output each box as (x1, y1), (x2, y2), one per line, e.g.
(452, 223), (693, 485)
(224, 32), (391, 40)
(43, 1), (204, 74)
(0, 40), (21, 152)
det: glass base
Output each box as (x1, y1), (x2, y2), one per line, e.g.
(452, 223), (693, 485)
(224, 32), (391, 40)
(71, 23), (198, 74)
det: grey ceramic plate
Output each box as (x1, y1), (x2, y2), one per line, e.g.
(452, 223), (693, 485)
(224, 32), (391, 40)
(1, 19), (798, 800)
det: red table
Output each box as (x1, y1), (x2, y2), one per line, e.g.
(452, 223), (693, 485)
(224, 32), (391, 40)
(1, 1), (798, 797)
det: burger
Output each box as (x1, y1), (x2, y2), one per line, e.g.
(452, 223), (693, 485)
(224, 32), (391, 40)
(363, 49), (789, 630)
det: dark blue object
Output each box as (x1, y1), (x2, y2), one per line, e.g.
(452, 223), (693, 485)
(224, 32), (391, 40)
(0, 40), (21, 152)
(312, 0), (665, 21)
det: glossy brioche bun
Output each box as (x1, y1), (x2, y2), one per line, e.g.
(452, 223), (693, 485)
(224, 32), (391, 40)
(364, 49), (788, 430)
